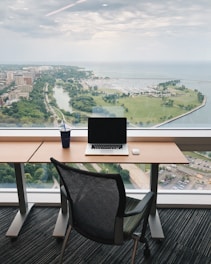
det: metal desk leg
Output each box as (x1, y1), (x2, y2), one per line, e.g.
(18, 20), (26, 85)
(148, 163), (164, 240)
(6, 163), (34, 237)
(53, 186), (69, 237)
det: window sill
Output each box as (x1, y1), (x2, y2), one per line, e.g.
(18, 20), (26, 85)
(1, 127), (211, 150)
(0, 189), (210, 208)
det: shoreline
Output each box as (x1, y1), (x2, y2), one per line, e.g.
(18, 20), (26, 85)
(154, 97), (207, 128)
(53, 79), (206, 128)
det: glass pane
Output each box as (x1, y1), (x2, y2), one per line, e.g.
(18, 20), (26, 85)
(0, 163), (16, 188)
(0, 151), (210, 192)
(0, 1), (211, 195)
(24, 163), (59, 189)
(0, 1), (210, 128)
(158, 151), (211, 191)
(0, 63), (210, 128)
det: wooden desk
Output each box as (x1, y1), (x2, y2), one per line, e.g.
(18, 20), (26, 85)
(29, 141), (188, 164)
(0, 141), (42, 237)
(30, 141), (188, 240)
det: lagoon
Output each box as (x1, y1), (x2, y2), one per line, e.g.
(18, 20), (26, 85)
(53, 86), (72, 113)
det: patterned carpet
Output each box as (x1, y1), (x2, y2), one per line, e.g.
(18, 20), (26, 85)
(0, 207), (210, 264)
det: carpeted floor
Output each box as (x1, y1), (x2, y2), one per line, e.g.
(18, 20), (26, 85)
(0, 207), (210, 264)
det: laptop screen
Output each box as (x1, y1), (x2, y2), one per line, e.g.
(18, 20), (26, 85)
(88, 117), (127, 144)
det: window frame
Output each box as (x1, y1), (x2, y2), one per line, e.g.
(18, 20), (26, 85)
(0, 128), (211, 208)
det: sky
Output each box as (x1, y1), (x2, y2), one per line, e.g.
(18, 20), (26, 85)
(0, 0), (211, 63)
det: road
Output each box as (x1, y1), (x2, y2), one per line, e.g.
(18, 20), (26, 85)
(121, 164), (150, 189)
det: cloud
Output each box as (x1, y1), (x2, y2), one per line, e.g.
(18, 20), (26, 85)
(0, 0), (208, 39)
(0, 0), (211, 62)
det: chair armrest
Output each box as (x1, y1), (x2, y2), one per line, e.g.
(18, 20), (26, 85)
(124, 192), (154, 217)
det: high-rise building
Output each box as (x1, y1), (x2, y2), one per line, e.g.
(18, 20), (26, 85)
(14, 74), (25, 86)
(23, 77), (33, 85)
(6, 71), (14, 85)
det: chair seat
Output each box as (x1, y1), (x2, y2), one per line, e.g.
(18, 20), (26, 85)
(123, 197), (144, 239)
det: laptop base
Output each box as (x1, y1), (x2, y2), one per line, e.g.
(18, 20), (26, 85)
(85, 143), (129, 156)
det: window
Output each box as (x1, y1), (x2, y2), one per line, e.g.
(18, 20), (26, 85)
(0, 1), (210, 128)
(0, 1), (211, 195)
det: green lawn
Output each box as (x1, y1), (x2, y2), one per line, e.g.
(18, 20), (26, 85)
(92, 87), (200, 126)
(64, 81), (202, 127)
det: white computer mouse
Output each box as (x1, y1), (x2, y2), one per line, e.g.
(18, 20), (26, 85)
(132, 148), (140, 155)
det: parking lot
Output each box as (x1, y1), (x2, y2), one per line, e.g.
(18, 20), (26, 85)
(158, 155), (211, 190)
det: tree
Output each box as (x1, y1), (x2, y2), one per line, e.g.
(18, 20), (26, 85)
(34, 168), (45, 182)
(25, 173), (33, 183)
(120, 169), (130, 181)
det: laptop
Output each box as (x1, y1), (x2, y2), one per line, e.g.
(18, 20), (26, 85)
(85, 117), (129, 155)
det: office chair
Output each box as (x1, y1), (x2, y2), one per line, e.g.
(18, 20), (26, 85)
(50, 157), (154, 264)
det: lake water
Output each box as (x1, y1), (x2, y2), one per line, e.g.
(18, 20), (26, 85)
(56, 61), (211, 127)
(53, 85), (72, 112)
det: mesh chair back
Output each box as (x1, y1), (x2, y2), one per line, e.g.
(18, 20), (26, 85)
(51, 158), (126, 244)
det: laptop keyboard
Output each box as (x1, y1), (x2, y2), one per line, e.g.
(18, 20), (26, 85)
(92, 144), (123, 149)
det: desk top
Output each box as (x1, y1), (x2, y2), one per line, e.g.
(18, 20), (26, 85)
(29, 141), (188, 164)
(0, 141), (42, 163)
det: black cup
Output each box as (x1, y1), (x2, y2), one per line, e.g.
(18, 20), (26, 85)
(60, 129), (71, 148)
